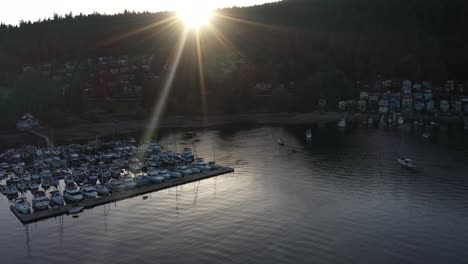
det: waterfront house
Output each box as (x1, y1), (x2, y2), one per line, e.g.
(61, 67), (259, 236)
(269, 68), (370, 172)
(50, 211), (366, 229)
(445, 80), (455, 92)
(414, 101), (425, 112)
(389, 93), (401, 111)
(440, 100), (450, 113)
(462, 97), (468, 114)
(402, 96), (413, 114)
(338, 100), (346, 111)
(368, 93), (379, 113)
(360, 91), (369, 100)
(424, 89), (433, 101)
(453, 100), (462, 114)
(413, 82), (422, 90)
(402, 80), (412, 94)
(345, 100), (356, 111)
(426, 100), (435, 112)
(422, 81), (432, 90)
(379, 99), (389, 114)
(357, 100), (367, 113)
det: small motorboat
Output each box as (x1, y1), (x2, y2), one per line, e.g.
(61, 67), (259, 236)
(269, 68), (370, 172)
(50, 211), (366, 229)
(397, 157), (415, 170)
(190, 166), (201, 174)
(337, 118), (346, 128)
(28, 182), (39, 191)
(121, 175), (137, 189)
(277, 138), (285, 146)
(81, 184), (98, 199)
(177, 165), (192, 176)
(50, 190), (65, 205)
(422, 131), (430, 138)
(5, 184), (19, 195)
(105, 179), (126, 192)
(134, 175), (152, 186)
(95, 184), (110, 196)
(63, 182), (84, 202)
(168, 170), (181, 178)
(195, 159), (212, 171)
(15, 197), (31, 214)
(32, 191), (50, 210)
(68, 206), (84, 215)
(41, 179), (51, 189)
(397, 116), (404, 125)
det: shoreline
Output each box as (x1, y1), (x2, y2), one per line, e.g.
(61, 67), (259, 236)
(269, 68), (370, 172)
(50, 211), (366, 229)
(0, 112), (342, 148)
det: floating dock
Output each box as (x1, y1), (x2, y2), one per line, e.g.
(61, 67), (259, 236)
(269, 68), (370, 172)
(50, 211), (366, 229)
(10, 167), (234, 224)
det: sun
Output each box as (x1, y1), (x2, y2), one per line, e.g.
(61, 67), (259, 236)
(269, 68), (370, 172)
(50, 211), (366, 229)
(177, 2), (214, 29)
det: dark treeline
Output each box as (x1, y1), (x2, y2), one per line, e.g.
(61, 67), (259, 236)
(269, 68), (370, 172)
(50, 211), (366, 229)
(1, 0), (468, 128)
(1, 0), (468, 79)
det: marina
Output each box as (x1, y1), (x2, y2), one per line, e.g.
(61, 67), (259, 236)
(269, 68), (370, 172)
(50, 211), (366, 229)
(0, 138), (233, 224)
(9, 167), (233, 224)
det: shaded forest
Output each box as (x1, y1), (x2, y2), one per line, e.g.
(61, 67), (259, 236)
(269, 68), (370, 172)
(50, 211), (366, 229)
(1, 0), (468, 128)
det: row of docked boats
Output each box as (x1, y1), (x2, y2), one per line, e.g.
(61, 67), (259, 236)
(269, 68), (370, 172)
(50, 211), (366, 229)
(3, 139), (219, 214)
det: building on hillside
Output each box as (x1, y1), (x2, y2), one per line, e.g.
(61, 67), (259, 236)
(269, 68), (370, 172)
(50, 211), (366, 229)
(445, 80), (455, 93)
(402, 95), (413, 114)
(440, 100), (450, 113)
(402, 80), (412, 94)
(357, 99), (367, 113)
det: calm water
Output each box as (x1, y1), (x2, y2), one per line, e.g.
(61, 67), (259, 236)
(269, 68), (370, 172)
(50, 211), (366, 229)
(1, 125), (468, 264)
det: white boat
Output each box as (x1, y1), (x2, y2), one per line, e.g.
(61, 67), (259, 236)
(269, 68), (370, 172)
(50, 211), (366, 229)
(5, 184), (18, 195)
(11, 175), (21, 185)
(81, 184), (98, 199)
(15, 197), (31, 214)
(95, 184), (110, 196)
(306, 130), (312, 140)
(338, 118), (346, 128)
(134, 175), (152, 186)
(50, 190), (65, 205)
(0, 162), (9, 170)
(190, 166), (201, 174)
(170, 171), (182, 178)
(17, 183), (27, 192)
(105, 179), (126, 192)
(277, 138), (285, 146)
(63, 183), (84, 202)
(41, 179), (50, 189)
(121, 175), (136, 189)
(28, 182), (39, 190)
(397, 157), (415, 170)
(30, 173), (41, 182)
(41, 169), (52, 179)
(32, 191), (50, 210)
(177, 165), (192, 176)
(129, 162), (142, 172)
(195, 159), (212, 171)
(422, 131), (430, 138)
(208, 162), (220, 170)
(147, 167), (159, 176)
(21, 172), (31, 182)
(149, 174), (165, 183)
(397, 134), (416, 170)
(397, 116), (404, 125)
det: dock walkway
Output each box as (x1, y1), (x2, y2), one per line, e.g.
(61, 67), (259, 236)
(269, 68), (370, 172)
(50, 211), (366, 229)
(10, 167), (234, 224)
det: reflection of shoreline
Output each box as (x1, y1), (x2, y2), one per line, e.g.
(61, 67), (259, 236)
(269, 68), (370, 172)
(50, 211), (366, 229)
(1, 112), (341, 148)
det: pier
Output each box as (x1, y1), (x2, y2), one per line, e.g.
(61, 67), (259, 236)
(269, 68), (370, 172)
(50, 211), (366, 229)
(10, 167), (234, 224)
